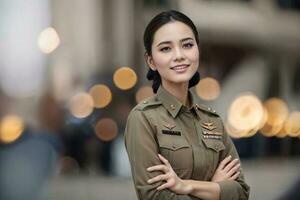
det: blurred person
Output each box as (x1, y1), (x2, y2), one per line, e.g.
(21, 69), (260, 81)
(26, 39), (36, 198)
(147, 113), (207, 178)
(124, 10), (249, 200)
(37, 91), (64, 153)
(0, 129), (58, 200)
(0, 91), (62, 200)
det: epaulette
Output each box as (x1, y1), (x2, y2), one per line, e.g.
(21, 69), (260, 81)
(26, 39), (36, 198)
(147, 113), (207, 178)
(134, 96), (162, 111)
(195, 104), (220, 117)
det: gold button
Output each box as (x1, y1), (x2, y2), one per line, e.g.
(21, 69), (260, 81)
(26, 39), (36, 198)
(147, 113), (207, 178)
(143, 101), (148, 104)
(208, 107), (211, 111)
(170, 104), (175, 110)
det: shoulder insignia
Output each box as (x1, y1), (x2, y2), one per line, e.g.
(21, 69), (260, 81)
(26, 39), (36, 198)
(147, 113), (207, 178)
(195, 104), (219, 116)
(134, 96), (162, 111)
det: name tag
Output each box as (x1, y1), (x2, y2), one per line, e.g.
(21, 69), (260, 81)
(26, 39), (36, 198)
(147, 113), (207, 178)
(162, 130), (181, 136)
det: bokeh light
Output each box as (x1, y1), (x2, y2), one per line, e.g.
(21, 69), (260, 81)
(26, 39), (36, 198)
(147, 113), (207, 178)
(0, 115), (24, 144)
(196, 77), (220, 101)
(258, 107), (268, 130)
(263, 98), (289, 125)
(227, 93), (264, 137)
(260, 98), (288, 137)
(94, 118), (118, 142)
(276, 126), (288, 138)
(69, 92), (94, 118)
(113, 67), (137, 90)
(260, 123), (283, 137)
(89, 84), (112, 108)
(284, 111), (300, 137)
(135, 86), (154, 103)
(37, 27), (60, 54)
(225, 122), (243, 139)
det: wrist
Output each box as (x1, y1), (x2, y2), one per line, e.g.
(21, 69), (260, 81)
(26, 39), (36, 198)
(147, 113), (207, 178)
(182, 180), (194, 195)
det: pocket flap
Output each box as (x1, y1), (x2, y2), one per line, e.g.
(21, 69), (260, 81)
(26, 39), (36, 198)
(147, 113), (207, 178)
(159, 139), (190, 151)
(202, 139), (225, 152)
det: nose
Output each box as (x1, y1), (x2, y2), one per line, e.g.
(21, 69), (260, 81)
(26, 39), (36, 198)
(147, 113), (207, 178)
(173, 47), (185, 62)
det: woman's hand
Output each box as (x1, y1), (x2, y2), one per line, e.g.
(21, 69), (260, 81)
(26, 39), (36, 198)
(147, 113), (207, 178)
(147, 154), (191, 194)
(211, 155), (241, 182)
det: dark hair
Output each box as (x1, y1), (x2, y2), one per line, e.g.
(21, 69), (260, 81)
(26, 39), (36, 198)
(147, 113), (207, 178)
(144, 10), (200, 93)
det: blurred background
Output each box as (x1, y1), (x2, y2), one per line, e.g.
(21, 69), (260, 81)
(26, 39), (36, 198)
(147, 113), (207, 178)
(0, 0), (300, 199)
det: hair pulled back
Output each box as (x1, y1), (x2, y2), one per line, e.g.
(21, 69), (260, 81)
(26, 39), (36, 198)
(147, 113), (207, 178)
(144, 10), (200, 93)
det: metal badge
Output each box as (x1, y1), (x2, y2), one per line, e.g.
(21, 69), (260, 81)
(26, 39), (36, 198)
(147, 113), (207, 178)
(163, 123), (176, 130)
(202, 122), (222, 140)
(201, 121), (217, 131)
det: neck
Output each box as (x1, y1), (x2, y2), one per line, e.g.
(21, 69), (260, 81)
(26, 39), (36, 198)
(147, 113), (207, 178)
(161, 80), (189, 106)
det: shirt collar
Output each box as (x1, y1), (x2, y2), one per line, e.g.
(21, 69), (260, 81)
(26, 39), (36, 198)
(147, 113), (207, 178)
(155, 86), (198, 118)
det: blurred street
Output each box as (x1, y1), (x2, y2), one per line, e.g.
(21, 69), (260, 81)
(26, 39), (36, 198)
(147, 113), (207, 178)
(51, 158), (300, 200)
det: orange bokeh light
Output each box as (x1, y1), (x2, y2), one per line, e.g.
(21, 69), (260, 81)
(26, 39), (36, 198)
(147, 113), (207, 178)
(89, 84), (112, 108)
(94, 118), (118, 142)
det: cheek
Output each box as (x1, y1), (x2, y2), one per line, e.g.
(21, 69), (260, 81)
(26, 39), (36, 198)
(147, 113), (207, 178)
(188, 49), (200, 63)
(152, 53), (172, 69)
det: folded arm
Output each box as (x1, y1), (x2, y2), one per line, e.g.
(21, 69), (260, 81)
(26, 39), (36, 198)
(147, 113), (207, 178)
(124, 110), (199, 200)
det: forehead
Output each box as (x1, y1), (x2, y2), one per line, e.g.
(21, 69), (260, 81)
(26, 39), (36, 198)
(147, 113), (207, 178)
(152, 21), (195, 45)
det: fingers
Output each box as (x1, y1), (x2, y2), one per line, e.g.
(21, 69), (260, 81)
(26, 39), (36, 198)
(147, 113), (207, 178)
(147, 155), (172, 185)
(227, 163), (241, 177)
(223, 158), (239, 173)
(158, 154), (170, 167)
(147, 165), (169, 173)
(147, 154), (171, 173)
(218, 155), (232, 170)
(157, 179), (175, 191)
(229, 171), (240, 181)
(147, 174), (168, 184)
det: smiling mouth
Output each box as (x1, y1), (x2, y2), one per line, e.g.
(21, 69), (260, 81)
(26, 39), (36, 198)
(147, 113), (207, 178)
(170, 64), (190, 70)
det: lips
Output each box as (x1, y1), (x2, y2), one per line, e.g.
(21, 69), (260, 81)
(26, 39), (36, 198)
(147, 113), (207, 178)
(170, 64), (190, 72)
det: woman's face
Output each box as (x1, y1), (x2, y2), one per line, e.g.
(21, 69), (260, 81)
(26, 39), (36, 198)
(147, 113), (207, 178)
(147, 21), (199, 87)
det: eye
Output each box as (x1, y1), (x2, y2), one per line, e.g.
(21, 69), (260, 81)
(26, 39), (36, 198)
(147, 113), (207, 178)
(183, 43), (194, 49)
(160, 46), (171, 52)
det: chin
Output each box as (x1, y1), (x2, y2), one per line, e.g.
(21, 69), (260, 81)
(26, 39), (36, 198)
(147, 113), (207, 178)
(174, 73), (195, 82)
(169, 76), (193, 84)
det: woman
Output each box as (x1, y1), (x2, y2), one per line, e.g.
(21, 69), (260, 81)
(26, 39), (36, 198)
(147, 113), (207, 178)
(125, 10), (250, 200)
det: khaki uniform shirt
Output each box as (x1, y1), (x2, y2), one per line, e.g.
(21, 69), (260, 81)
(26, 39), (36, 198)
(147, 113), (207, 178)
(125, 86), (250, 200)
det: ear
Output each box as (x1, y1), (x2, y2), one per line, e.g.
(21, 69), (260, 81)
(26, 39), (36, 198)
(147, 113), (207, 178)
(144, 52), (156, 71)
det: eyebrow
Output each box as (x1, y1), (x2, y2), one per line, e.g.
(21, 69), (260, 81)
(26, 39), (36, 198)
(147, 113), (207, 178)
(156, 37), (194, 47)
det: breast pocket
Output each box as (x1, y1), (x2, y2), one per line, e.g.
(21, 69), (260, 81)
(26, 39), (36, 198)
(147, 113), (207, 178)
(158, 136), (193, 172)
(201, 139), (225, 153)
(201, 138), (225, 174)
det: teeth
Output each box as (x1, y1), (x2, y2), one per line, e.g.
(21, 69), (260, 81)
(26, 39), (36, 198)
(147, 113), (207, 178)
(172, 65), (188, 70)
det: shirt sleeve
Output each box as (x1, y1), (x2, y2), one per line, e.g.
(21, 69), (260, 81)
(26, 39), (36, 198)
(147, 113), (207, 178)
(124, 109), (200, 200)
(217, 123), (250, 200)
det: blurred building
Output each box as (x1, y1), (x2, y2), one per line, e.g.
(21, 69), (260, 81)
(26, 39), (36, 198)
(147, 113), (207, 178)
(1, 1), (300, 200)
